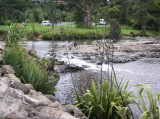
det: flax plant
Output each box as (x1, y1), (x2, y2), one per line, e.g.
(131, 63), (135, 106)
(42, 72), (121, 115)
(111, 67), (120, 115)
(75, 79), (136, 119)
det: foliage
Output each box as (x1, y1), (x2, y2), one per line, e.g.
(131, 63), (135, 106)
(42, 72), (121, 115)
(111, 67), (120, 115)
(3, 46), (26, 78)
(136, 84), (160, 119)
(109, 19), (121, 42)
(6, 22), (25, 46)
(3, 45), (57, 94)
(75, 79), (136, 119)
(42, 29), (103, 40)
(21, 60), (57, 94)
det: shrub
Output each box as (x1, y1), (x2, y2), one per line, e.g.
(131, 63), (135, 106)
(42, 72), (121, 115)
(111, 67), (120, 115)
(6, 22), (25, 46)
(42, 29), (103, 40)
(3, 45), (57, 94)
(21, 61), (56, 94)
(3, 46), (26, 78)
(75, 79), (136, 119)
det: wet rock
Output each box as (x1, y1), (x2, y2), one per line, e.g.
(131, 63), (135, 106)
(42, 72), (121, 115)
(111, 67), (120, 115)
(9, 81), (30, 94)
(4, 74), (21, 82)
(29, 49), (37, 56)
(2, 65), (15, 75)
(56, 61), (64, 65)
(66, 64), (83, 72)
(82, 57), (90, 60)
(82, 65), (90, 68)
(64, 104), (87, 119)
(25, 84), (34, 90)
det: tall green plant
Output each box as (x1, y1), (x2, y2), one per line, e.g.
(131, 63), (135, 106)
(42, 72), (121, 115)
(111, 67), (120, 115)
(3, 46), (57, 94)
(75, 79), (136, 119)
(3, 46), (26, 78)
(21, 61), (57, 94)
(6, 22), (25, 46)
(136, 84), (160, 119)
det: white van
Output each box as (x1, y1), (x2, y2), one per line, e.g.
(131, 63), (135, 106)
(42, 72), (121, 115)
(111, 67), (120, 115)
(41, 20), (52, 26)
(97, 19), (107, 25)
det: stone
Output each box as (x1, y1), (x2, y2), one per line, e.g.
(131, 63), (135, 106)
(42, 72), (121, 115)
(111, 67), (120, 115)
(36, 106), (77, 119)
(9, 81), (30, 94)
(45, 94), (58, 102)
(64, 104), (87, 119)
(25, 93), (53, 107)
(25, 84), (34, 90)
(0, 77), (9, 84)
(2, 65), (15, 75)
(49, 101), (63, 110)
(0, 84), (8, 93)
(29, 49), (37, 56)
(4, 74), (21, 82)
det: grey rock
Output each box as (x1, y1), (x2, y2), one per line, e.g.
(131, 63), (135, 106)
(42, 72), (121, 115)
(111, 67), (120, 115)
(29, 49), (37, 56)
(64, 104), (87, 119)
(9, 81), (30, 94)
(4, 74), (21, 82)
(45, 95), (58, 103)
(2, 65), (15, 75)
(25, 84), (34, 90)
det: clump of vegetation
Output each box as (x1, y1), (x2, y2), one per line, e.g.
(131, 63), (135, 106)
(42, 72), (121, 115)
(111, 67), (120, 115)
(42, 29), (103, 40)
(3, 22), (57, 94)
(136, 84), (160, 119)
(6, 22), (25, 46)
(3, 45), (57, 94)
(75, 79), (136, 119)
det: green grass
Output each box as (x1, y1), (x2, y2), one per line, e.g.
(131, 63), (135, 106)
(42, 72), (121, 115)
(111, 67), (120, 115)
(1, 23), (158, 37)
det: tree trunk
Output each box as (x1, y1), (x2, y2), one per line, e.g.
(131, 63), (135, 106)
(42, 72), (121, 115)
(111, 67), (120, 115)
(87, 4), (92, 27)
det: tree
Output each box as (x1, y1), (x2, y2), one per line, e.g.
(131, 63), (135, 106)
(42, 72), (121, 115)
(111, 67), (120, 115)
(69, 0), (102, 27)
(48, 0), (57, 29)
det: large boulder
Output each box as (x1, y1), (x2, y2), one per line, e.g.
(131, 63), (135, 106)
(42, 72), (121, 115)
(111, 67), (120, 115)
(2, 65), (15, 75)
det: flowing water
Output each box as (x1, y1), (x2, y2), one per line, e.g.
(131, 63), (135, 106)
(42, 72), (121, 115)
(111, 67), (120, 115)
(22, 38), (160, 116)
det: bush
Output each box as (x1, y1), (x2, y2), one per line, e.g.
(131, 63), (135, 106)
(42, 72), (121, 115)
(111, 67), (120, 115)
(3, 46), (26, 78)
(3, 45), (57, 94)
(6, 22), (25, 46)
(42, 29), (103, 40)
(75, 79), (136, 119)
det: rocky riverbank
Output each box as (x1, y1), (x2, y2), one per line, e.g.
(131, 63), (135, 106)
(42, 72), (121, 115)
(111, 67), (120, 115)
(0, 39), (87, 119)
(53, 37), (160, 65)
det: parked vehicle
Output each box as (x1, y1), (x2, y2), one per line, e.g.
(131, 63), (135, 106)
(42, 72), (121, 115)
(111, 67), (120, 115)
(97, 19), (108, 25)
(41, 20), (52, 26)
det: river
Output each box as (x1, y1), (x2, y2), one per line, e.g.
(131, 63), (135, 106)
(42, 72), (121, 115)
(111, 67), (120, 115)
(22, 37), (160, 116)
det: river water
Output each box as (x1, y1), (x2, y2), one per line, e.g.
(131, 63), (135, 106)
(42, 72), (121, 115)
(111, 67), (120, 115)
(22, 38), (160, 116)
